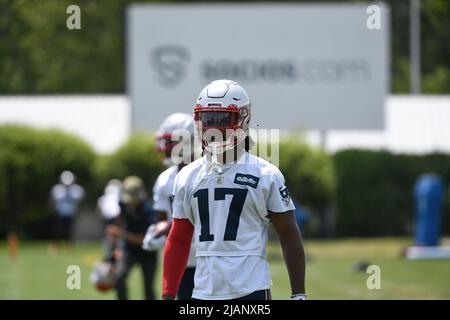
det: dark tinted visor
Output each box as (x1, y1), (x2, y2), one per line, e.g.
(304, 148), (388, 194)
(198, 111), (237, 127)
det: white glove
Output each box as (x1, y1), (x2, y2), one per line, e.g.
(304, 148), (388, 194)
(290, 293), (307, 300)
(142, 225), (167, 252)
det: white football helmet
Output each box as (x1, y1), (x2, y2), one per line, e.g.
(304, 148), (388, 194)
(155, 113), (196, 166)
(194, 79), (252, 155)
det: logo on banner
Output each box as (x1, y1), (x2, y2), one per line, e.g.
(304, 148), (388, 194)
(151, 45), (190, 87)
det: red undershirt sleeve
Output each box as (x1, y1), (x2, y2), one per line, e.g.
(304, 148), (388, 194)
(162, 218), (195, 297)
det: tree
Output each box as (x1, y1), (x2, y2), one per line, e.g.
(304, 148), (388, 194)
(0, 0), (448, 93)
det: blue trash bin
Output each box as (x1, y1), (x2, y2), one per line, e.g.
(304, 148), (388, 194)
(413, 174), (444, 246)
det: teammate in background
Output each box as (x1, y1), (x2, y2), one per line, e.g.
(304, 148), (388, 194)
(142, 113), (199, 300)
(50, 170), (84, 253)
(106, 176), (157, 300)
(162, 80), (306, 300)
(97, 179), (122, 225)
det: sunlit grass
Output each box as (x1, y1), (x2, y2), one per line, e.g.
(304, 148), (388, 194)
(1, 238), (449, 299)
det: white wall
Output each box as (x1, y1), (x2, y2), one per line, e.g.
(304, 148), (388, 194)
(0, 95), (130, 154)
(0, 95), (449, 155)
(320, 95), (450, 154)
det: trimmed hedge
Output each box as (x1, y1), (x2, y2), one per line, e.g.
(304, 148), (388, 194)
(276, 139), (336, 237)
(0, 125), (96, 238)
(97, 136), (335, 215)
(9, 124), (450, 239)
(0, 126), (335, 239)
(334, 149), (450, 237)
(277, 139), (336, 213)
(94, 134), (165, 197)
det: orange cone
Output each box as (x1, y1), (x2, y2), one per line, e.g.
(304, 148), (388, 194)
(7, 232), (18, 261)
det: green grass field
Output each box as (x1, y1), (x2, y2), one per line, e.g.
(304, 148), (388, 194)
(1, 238), (449, 299)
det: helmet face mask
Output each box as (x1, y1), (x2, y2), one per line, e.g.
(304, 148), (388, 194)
(156, 133), (178, 163)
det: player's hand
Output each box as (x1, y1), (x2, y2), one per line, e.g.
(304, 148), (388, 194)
(142, 224), (168, 251)
(152, 220), (171, 238)
(162, 294), (176, 300)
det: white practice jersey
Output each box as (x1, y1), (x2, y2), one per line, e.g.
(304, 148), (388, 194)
(172, 152), (295, 300)
(153, 165), (178, 220)
(153, 165), (196, 267)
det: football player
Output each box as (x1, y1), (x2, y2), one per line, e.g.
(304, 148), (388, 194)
(142, 113), (198, 300)
(107, 176), (157, 300)
(162, 80), (306, 300)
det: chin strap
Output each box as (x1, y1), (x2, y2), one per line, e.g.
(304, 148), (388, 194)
(208, 144), (223, 175)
